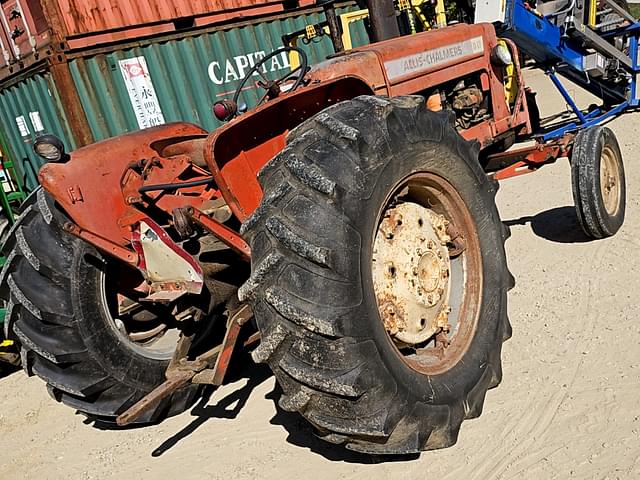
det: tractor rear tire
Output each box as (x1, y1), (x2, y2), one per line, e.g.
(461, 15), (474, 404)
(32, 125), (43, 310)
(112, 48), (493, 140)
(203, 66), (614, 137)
(0, 188), (200, 424)
(571, 126), (626, 239)
(240, 96), (512, 454)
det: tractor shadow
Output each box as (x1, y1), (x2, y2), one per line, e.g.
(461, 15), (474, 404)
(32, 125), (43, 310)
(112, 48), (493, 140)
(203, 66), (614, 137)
(504, 206), (592, 243)
(150, 353), (272, 457)
(149, 352), (417, 463)
(0, 362), (20, 379)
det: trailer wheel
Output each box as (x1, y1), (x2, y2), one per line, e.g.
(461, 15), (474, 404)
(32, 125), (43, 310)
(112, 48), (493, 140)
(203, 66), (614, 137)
(0, 189), (201, 423)
(571, 126), (626, 239)
(241, 96), (512, 454)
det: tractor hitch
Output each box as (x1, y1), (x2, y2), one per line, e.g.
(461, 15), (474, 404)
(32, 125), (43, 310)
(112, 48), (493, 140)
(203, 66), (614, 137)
(116, 305), (254, 426)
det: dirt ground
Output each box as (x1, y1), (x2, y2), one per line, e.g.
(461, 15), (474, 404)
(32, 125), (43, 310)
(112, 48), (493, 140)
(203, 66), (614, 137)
(2, 69), (640, 480)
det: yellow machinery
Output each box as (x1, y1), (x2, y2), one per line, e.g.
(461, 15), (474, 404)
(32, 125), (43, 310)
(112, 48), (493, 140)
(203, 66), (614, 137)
(285, 0), (448, 68)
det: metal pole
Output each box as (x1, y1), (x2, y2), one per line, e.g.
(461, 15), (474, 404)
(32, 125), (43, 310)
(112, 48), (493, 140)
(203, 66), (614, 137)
(40, 0), (95, 147)
(322, 3), (345, 53)
(366, 0), (400, 42)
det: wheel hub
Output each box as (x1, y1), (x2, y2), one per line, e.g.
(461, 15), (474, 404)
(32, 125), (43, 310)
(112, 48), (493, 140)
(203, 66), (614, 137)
(600, 145), (620, 216)
(372, 203), (452, 345)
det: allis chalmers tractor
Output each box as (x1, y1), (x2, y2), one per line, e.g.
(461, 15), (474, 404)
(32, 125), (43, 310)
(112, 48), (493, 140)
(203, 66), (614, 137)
(0, 0), (635, 455)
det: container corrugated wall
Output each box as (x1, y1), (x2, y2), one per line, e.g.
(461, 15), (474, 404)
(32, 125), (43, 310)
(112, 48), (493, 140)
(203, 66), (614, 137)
(0, 72), (75, 191)
(57, 0), (314, 37)
(69, 8), (370, 140)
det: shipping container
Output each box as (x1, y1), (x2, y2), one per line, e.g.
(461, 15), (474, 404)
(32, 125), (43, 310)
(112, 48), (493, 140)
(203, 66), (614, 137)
(69, 6), (370, 140)
(54, 0), (317, 46)
(0, 2), (370, 192)
(0, 70), (75, 191)
(0, 0), (317, 81)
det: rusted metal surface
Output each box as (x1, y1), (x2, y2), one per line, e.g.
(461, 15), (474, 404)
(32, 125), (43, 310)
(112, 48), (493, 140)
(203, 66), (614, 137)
(0, 0), (50, 67)
(116, 370), (194, 426)
(39, 122), (210, 247)
(205, 76), (373, 220)
(489, 134), (573, 180)
(63, 222), (139, 266)
(305, 22), (530, 147)
(372, 203), (452, 346)
(47, 0), (317, 43)
(187, 207), (251, 262)
(373, 173), (482, 376)
(48, 61), (94, 147)
(116, 305), (253, 425)
(39, 0), (68, 43)
(210, 305), (253, 385)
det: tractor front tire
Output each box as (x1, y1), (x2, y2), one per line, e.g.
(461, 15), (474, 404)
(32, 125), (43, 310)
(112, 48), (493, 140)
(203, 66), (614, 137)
(241, 96), (512, 454)
(571, 126), (626, 239)
(0, 189), (200, 423)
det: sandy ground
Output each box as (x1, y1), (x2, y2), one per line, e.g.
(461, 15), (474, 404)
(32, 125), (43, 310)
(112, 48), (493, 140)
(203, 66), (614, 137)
(2, 69), (640, 480)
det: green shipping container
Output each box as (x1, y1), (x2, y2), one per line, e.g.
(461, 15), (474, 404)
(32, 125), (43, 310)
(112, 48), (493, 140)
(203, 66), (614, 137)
(0, 4), (369, 194)
(0, 73), (77, 192)
(69, 6), (370, 141)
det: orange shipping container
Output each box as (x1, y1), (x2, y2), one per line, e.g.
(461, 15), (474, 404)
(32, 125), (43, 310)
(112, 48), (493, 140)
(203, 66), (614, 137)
(46, 0), (316, 45)
(55, 0), (305, 35)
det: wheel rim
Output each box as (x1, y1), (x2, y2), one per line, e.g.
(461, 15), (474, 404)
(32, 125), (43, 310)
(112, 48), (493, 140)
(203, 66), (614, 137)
(99, 263), (179, 361)
(372, 173), (483, 376)
(600, 145), (621, 216)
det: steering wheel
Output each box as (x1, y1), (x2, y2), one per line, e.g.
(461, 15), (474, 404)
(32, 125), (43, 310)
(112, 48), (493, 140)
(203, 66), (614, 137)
(231, 47), (309, 111)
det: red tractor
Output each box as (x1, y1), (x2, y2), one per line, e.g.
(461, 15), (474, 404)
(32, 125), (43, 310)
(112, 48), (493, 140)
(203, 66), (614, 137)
(0, 0), (627, 455)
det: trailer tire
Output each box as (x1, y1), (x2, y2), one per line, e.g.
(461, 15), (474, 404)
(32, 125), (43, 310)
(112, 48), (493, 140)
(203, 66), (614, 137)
(0, 188), (200, 424)
(241, 96), (512, 454)
(571, 126), (625, 239)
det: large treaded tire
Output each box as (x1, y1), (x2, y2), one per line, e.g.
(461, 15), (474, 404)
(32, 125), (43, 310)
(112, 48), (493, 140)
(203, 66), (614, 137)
(0, 188), (200, 423)
(240, 96), (512, 454)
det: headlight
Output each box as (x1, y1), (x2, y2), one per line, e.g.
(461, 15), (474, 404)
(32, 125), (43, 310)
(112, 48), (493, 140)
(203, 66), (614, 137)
(34, 134), (67, 162)
(491, 43), (513, 67)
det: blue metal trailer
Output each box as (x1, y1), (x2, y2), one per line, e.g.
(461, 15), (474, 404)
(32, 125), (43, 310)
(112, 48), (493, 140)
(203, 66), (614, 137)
(479, 0), (640, 140)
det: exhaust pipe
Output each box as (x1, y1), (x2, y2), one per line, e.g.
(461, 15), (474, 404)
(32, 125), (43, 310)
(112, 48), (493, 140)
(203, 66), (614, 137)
(366, 0), (400, 42)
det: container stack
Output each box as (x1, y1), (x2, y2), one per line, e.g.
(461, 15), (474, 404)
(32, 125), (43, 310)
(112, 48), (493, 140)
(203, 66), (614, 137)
(0, 0), (367, 191)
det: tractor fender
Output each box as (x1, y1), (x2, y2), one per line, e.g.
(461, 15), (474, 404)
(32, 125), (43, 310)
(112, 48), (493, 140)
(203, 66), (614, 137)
(39, 122), (208, 247)
(204, 75), (374, 222)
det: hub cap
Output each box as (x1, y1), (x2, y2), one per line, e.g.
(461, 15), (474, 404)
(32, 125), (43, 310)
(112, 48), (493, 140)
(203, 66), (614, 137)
(600, 145), (621, 216)
(372, 203), (452, 345)
(371, 173), (482, 376)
